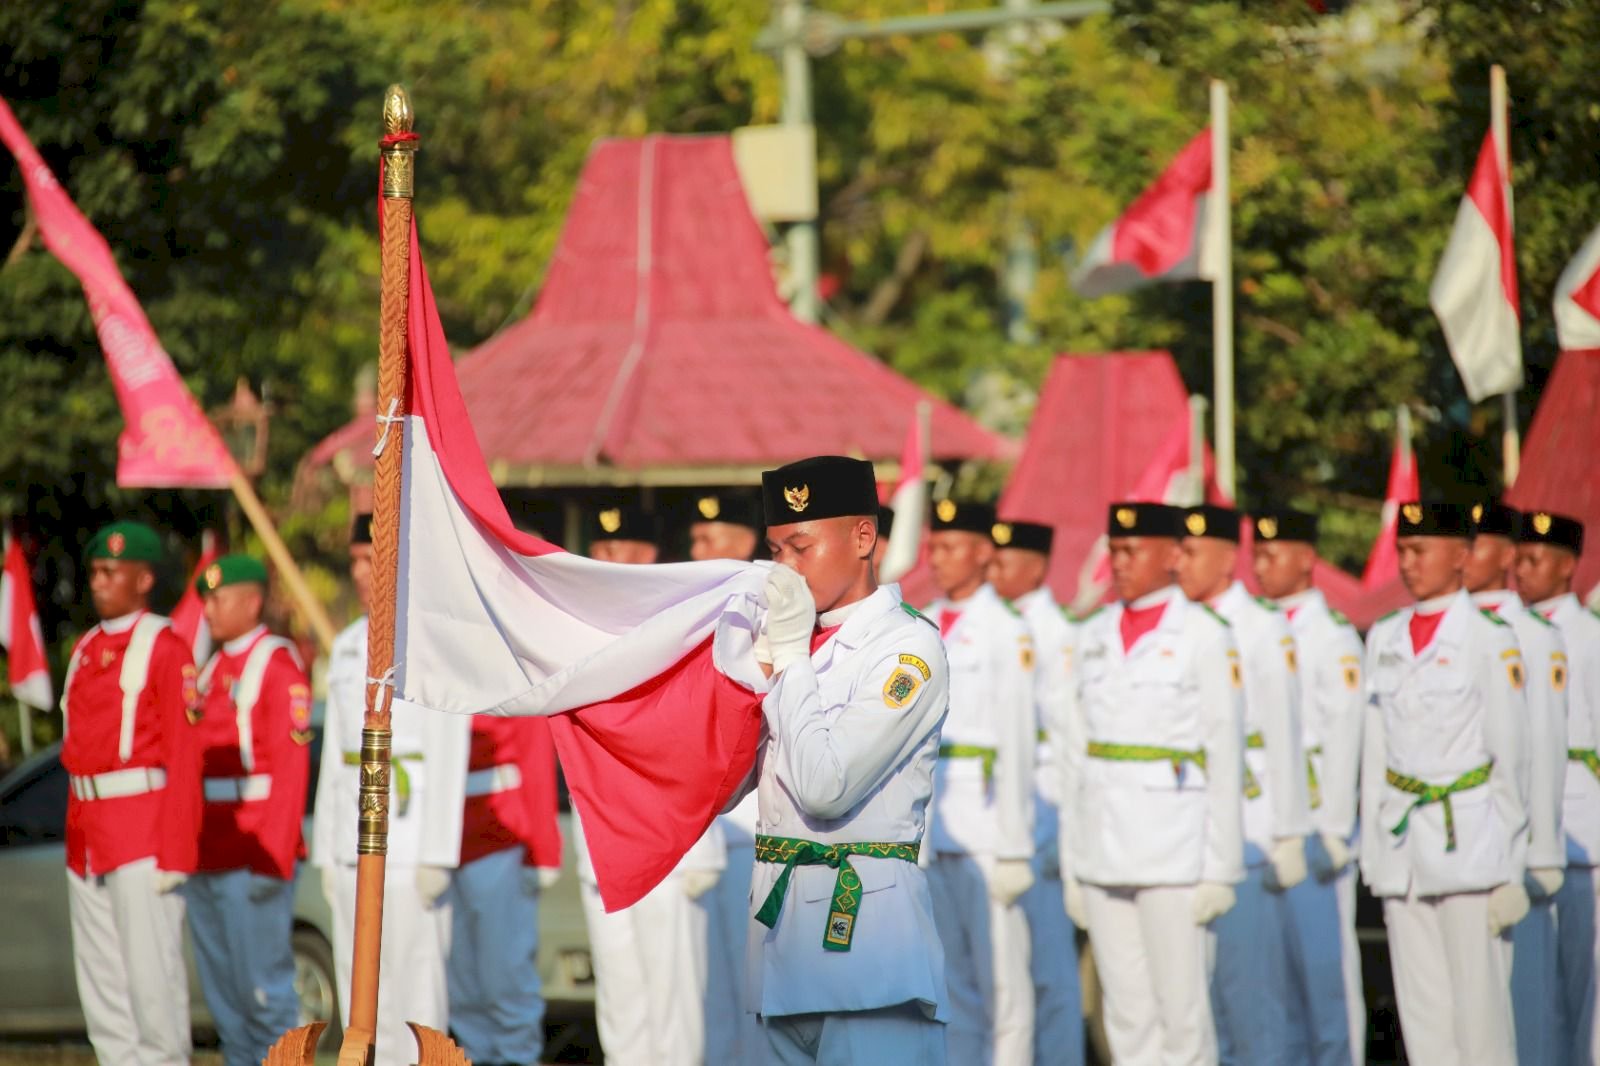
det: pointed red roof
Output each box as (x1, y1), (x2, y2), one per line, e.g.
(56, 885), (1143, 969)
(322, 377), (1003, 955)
(309, 135), (1010, 483)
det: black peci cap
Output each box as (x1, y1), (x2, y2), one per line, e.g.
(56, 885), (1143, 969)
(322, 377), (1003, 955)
(690, 491), (761, 532)
(351, 513), (373, 546)
(930, 499), (996, 536)
(591, 506), (660, 544)
(993, 519), (1054, 554)
(1517, 509), (1584, 554)
(1469, 501), (1521, 540)
(1251, 508), (1318, 544)
(1106, 502), (1184, 539)
(762, 456), (878, 526)
(1181, 505), (1241, 543)
(877, 505), (895, 539)
(1396, 501), (1471, 539)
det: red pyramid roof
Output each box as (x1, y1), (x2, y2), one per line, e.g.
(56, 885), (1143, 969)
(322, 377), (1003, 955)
(309, 135), (1010, 484)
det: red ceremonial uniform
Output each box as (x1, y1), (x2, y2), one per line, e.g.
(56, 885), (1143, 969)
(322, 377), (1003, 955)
(62, 614), (203, 878)
(194, 629), (313, 880)
(459, 716), (562, 868)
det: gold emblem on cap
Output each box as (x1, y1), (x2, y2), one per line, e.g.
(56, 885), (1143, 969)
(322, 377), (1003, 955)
(1114, 507), (1136, 529)
(1533, 512), (1553, 535)
(1471, 503), (1484, 523)
(784, 485), (810, 513)
(204, 564), (223, 590)
(936, 499), (957, 523)
(697, 496), (721, 520)
(599, 508), (623, 534)
(992, 522), (1013, 545)
(108, 532), (126, 557)
(1186, 512), (1207, 536)
(1257, 516), (1278, 539)
(1402, 503), (1423, 525)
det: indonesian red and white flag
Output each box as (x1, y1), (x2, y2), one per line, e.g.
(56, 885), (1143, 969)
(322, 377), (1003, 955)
(1361, 421), (1419, 589)
(0, 534), (53, 712)
(878, 408), (928, 583)
(0, 96), (235, 488)
(387, 206), (768, 912)
(1072, 128), (1221, 298)
(1553, 223), (1600, 351)
(170, 533), (220, 664)
(1430, 129), (1523, 402)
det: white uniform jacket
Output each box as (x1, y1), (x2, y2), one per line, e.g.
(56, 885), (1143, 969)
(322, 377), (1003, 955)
(744, 585), (951, 1020)
(1214, 582), (1312, 862)
(1067, 586), (1246, 888)
(1016, 587), (1075, 850)
(1536, 593), (1600, 866)
(1359, 592), (1530, 897)
(313, 616), (472, 870)
(1475, 589), (1568, 871)
(927, 584), (1036, 862)
(1279, 588), (1365, 846)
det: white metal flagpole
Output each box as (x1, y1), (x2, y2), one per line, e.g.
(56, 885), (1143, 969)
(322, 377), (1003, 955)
(1209, 79), (1236, 502)
(1490, 63), (1521, 486)
(1187, 394), (1209, 505)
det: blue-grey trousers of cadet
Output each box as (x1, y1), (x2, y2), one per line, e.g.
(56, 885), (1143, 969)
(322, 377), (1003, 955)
(449, 847), (545, 1065)
(185, 868), (299, 1066)
(1212, 864), (1296, 1066)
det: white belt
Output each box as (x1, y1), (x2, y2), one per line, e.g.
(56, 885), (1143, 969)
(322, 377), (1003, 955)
(464, 763), (522, 798)
(203, 775), (273, 803)
(69, 767), (167, 801)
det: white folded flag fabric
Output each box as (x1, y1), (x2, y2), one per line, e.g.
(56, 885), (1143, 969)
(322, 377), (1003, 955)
(1429, 129), (1523, 402)
(0, 534), (53, 711)
(1553, 222), (1600, 351)
(879, 409), (927, 583)
(1072, 128), (1220, 298)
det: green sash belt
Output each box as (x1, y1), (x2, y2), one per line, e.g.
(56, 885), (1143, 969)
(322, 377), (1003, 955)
(1086, 740), (1207, 780)
(753, 835), (920, 952)
(1243, 732), (1265, 799)
(343, 750), (423, 817)
(939, 743), (997, 785)
(1306, 745), (1323, 810)
(1386, 762), (1493, 852)
(1571, 748), (1600, 782)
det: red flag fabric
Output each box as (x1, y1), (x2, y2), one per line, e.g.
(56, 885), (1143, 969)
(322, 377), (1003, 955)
(170, 533), (220, 664)
(1361, 424), (1420, 588)
(1554, 223), (1600, 352)
(0, 96), (234, 488)
(0, 534), (53, 711)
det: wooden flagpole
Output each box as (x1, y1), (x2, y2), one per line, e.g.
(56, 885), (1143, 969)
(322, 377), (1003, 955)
(1210, 78), (1236, 503)
(1490, 63), (1521, 487)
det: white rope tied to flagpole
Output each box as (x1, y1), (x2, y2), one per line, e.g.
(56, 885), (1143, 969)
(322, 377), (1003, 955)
(366, 664), (399, 691)
(372, 397), (402, 458)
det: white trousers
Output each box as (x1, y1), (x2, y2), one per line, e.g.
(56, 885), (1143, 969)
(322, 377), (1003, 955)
(1282, 865), (1361, 1066)
(763, 1003), (947, 1065)
(1511, 894), (1562, 1066)
(67, 858), (191, 1066)
(1021, 872), (1083, 1066)
(580, 870), (706, 1066)
(185, 869), (299, 1066)
(928, 852), (1034, 1066)
(448, 848), (543, 1065)
(1557, 865), (1600, 1066)
(325, 862), (451, 1066)
(702, 841), (761, 1065)
(1382, 890), (1515, 1066)
(1083, 882), (1216, 1066)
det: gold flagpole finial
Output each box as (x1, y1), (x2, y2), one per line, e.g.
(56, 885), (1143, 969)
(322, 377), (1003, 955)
(381, 85), (417, 200)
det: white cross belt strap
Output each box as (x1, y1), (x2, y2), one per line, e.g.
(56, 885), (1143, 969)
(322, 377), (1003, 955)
(70, 767), (167, 801)
(118, 615), (172, 764)
(464, 763), (522, 798)
(203, 774), (273, 803)
(199, 635), (300, 773)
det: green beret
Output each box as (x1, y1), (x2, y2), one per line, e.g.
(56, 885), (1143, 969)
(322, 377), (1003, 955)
(196, 553), (269, 594)
(85, 521), (163, 564)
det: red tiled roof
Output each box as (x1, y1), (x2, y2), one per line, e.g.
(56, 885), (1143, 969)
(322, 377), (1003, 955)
(308, 135), (1010, 482)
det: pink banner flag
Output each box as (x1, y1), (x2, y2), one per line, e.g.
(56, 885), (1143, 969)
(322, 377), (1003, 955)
(0, 97), (234, 488)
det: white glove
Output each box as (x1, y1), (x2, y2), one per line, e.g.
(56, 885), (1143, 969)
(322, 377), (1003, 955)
(154, 871), (188, 895)
(682, 868), (721, 900)
(752, 627), (774, 667)
(1062, 876), (1088, 930)
(537, 866), (562, 890)
(415, 865), (452, 907)
(763, 564), (816, 673)
(1310, 831), (1353, 882)
(1525, 866), (1565, 901)
(1487, 881), (1531, 934)
(1192, 881), (1237, 925)
(521, 864), (560, 893)
(1265, 837), (1308, 892)
(989, 859), (1035, 905)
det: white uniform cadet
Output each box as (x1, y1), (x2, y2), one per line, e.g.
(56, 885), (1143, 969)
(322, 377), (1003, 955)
(1068, 579), (1245, 1065)
(1013, 582), (1085, 1066)
(1535, 588), (1600, 1064)
(313, 615), (471, 1066)
(747, 579), (951, 1063)
(1473, 585), (1569, 1066)
(1275, 584), (1366, 1066)
(927, 582), (1038, 1065)
(1206, 580), (1311, 1066)
(1359, 588), (1530, 1066)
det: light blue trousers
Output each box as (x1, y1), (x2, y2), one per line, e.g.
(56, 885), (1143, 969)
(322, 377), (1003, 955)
(448, 847), (544, 1064)
(1212, 864), (1295, 1066)
(185, 868), (299, 1066)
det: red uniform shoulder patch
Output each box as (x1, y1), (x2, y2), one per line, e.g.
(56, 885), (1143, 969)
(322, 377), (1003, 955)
(182, 663), (202, 724)
(289, 683), (313, 745)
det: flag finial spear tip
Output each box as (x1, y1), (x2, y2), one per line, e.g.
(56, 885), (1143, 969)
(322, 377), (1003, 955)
(383, 85), (413, 136)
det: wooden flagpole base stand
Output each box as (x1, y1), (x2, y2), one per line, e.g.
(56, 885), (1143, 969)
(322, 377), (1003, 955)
(262, 1021), (467, 1066)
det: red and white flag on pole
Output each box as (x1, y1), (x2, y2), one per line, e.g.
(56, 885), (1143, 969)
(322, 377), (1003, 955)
(0, 97), (234, 488)
(1361, 413), (1419, 589)
(170, 532), (220, 664)
(878, 403), (928, 583)
(1553, 223), (1600, 351)
(0, 534), (53, 712)
(387, 205), (768, 911)
(1072, 129), (1221, 298)
(1429, 129), (1523, 402)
